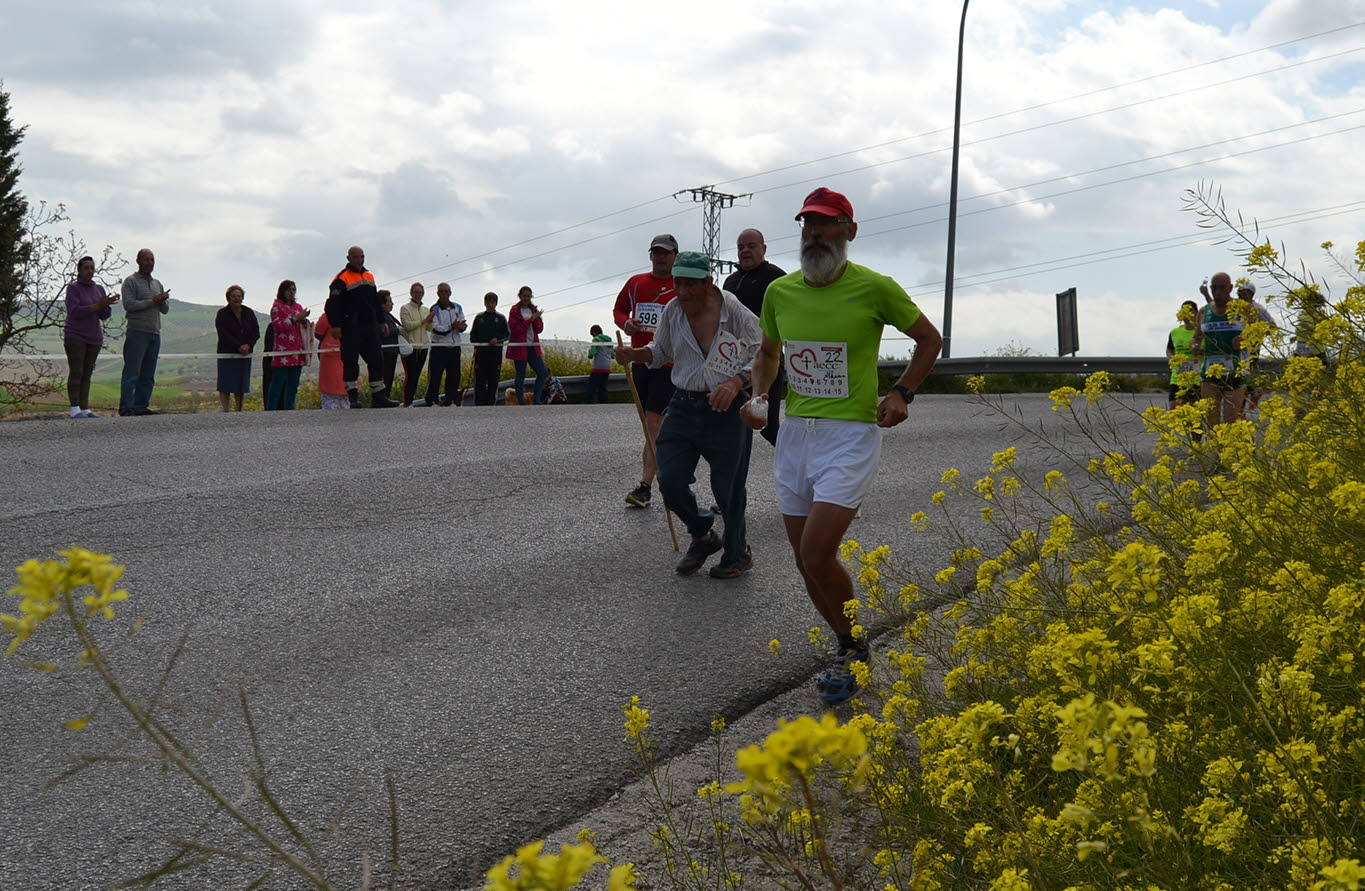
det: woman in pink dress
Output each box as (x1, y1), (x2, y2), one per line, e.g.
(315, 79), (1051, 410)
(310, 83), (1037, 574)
(267, 280), (311, 410)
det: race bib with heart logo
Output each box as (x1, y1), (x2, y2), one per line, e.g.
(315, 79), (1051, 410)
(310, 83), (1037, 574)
(704, 330), (747, 386)
(635, 302), (663, 333)
(785, 340), (849, 398)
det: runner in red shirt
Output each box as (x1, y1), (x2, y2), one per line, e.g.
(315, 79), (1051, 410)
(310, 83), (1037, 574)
(613, 233), (678, 507)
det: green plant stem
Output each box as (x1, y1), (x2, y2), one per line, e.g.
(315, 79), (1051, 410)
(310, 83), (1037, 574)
(795, 774), (844, 891)
(633, 736), (708, 891)
(758, 824), (819, 891)
(61, 592), (333, 890)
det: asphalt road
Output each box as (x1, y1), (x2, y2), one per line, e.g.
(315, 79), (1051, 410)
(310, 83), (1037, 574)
(0, 394), (1157, 889)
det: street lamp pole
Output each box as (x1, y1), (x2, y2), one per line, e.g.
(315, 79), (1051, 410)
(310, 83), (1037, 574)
(942, 0), (970, 359)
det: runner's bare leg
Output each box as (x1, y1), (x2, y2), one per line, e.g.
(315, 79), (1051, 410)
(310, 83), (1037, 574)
(783, 503), (859, 637)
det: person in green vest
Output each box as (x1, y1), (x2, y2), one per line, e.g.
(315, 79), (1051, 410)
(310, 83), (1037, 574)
(1166, 300), (1199, 409)
(1192, 271), (1247, 428)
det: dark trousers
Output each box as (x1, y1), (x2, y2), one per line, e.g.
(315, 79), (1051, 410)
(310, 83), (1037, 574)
(261, 361), (273, 410)
(473, 346), (503, 405)
(426, 345), (462, 404)
(759, 370), (787, 447)
(266, 365), (302, 410)
(402, 348), (428, 405)
(514, 353), (549, 404)
(341, 328), (383, 389)
(655, 392), (753, 565)
(586, 370), (610, 403)
(119, 330), (160, 413)
(261, 326), (274, 408)
(381, 345), (398, 394)
(64, 339), (101, 407)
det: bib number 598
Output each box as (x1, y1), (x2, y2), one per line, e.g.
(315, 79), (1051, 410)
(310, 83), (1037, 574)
(635, 303), (662, 331)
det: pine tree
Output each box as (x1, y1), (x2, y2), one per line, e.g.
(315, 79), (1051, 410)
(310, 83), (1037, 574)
(0, 83), (124, 410)
(0, 82), (29, 345)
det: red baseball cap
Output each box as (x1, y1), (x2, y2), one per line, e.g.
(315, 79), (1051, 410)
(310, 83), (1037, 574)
(795, 187), (855, 221)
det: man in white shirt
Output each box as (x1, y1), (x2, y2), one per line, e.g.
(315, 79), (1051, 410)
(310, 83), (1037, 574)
(615, 251), (761, 578)
(424, 282), (467, 406)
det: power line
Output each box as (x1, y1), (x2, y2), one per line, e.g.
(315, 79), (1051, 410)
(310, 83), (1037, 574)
(901, 202), (1365, 296)
(332, 206), (694, 309)
(397, 118), (1363, 324)
(377, 24), (1362, 292)
(749, 122), (1365, 254)
(376, 23), (1365, 294)
(422, 42), (1361, 305)
(513, 119), (1362, 324)
(713, 21), (1365, 189)
(874, 202), (1365, 347)
(536, 201), (1364, 325)
(748, 45), (1365, 199)
(377, 194), (678, 288)
(748, 110), (1365, 248)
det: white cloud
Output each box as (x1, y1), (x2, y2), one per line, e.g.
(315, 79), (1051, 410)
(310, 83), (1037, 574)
(5, 0), (1362, 359)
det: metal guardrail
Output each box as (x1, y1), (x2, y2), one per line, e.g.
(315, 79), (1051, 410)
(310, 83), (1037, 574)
(904, 355), (1170, 376)
(500, 356), (1170, 401)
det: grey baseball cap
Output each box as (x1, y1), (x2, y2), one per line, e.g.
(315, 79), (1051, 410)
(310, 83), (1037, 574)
(649, 234), (679, 252)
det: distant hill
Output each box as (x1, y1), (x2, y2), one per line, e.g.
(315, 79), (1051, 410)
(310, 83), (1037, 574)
(16, 299), (267, 385)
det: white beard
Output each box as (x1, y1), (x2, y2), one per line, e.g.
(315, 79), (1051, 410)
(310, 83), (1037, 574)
(800, 238), (847, 286)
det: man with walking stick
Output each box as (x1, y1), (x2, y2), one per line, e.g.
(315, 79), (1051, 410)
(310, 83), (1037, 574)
(616, 251), (760, 578)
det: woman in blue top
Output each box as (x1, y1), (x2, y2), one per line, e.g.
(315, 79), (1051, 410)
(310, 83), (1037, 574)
(1192, 272), (1246, 428)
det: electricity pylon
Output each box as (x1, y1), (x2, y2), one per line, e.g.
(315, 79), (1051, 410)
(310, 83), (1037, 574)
(674, 186), (751, 275)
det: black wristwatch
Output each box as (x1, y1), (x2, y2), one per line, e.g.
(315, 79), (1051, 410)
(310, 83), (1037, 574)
(891, 384), (915, 404)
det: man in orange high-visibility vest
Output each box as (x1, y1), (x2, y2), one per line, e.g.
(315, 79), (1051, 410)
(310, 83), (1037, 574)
(324, 245), (399, 408)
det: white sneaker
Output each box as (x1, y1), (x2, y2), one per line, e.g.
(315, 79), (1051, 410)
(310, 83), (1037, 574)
(70, 407), (83, 418)
(81, 410), (99, 418)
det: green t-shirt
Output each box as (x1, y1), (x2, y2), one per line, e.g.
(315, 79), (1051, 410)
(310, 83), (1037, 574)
(1199, 306), (1245, 379)
(1168, 325), (1195, 385)
(759, 262), (922, 423)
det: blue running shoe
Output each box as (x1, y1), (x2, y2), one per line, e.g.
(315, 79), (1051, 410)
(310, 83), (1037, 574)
(816, 645), (869, 706)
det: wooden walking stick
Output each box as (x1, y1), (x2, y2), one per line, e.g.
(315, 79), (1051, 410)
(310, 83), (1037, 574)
(617, 331), (680, 551)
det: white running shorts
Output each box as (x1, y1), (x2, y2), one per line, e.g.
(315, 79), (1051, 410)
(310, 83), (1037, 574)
(773, 416), (883, 516)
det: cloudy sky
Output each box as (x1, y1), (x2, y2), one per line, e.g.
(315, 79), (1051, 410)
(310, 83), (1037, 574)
(7, 0), (1365, 357)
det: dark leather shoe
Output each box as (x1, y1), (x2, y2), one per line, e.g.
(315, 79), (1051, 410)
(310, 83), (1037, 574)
(134, 409), (160, 416)
(676, 531), (722, 576)
(709, 549), (753, 579)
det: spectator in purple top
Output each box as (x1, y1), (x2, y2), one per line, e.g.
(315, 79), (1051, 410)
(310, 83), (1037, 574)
(64, 256), (118, 418)
(215, 284), (260, 412)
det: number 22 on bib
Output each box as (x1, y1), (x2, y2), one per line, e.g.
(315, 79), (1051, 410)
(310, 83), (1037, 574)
(785, 340), (848, 398)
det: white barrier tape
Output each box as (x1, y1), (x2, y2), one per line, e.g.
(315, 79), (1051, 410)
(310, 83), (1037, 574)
(1, 340), (587, 362)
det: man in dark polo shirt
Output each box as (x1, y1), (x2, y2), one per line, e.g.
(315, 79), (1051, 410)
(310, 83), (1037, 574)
(723, 228), (786, 445)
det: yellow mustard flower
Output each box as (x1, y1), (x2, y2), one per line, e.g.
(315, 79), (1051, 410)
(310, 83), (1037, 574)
(621, 697), (650, 741)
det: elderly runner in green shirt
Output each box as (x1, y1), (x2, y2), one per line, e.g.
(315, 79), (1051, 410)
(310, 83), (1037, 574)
(742, 187), (942, 705)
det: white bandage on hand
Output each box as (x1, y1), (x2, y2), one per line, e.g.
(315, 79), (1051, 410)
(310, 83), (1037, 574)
(741, 395), (769, 428)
